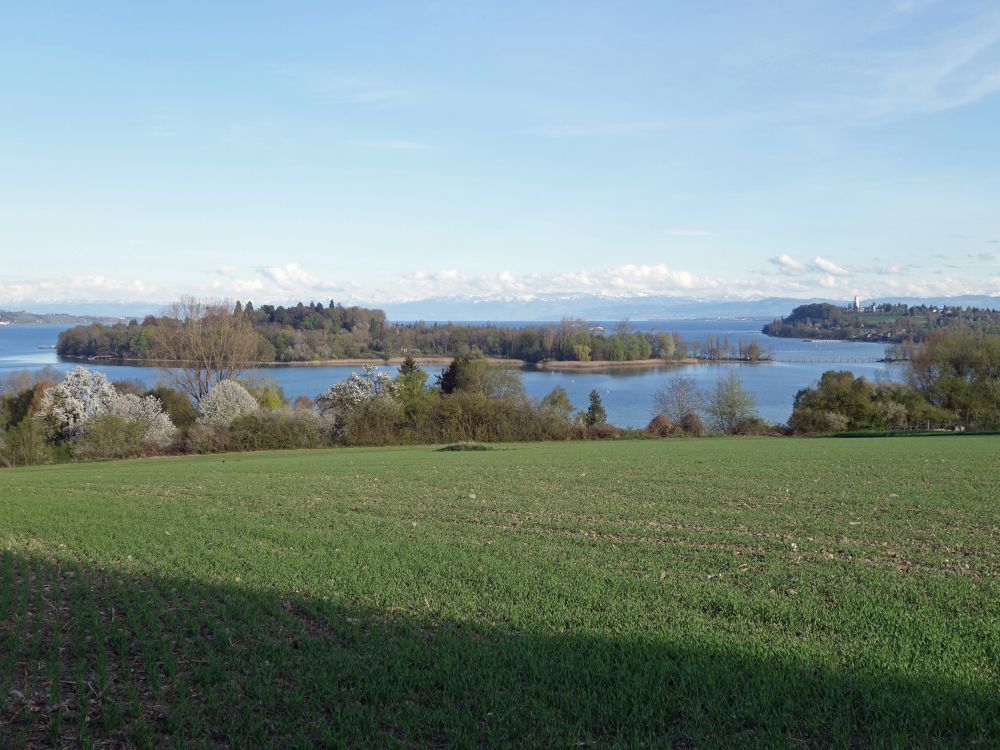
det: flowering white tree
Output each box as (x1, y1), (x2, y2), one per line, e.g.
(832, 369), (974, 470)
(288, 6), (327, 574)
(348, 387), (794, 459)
(317, 366), (399, 421)
(36, 366), (176, 446)
(37, 367), (121, 439)
(197, 379), (259, 428)
(108, 392), (178, 448)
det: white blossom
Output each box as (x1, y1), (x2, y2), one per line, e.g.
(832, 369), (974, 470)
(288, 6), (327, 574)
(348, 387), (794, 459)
(107, 392), (178, 447)
(197, 379), (259, 428)
(316, 366), (399, 419)
(37, 367), (121, 438)
(37, 366), (177, 446)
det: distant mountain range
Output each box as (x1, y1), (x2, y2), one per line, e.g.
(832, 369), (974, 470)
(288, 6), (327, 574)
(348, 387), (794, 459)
(380, 294), (1000, 322)
(3, 294), (999, 323)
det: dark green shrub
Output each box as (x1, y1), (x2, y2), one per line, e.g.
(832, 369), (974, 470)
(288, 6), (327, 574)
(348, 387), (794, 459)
(182, 423), (231, 454)
(680, 412), (706, 436)
(342, 391), (577, 446)
(148, 386), (198, 428)
(790, 370), (957, 434)
(646, 414), (677, 437)
(229, 411), (330, 451)
(1, 380), (54, 431)
(241, 377), (289, 410)
(71, 415), (148, 461)
(341, 397), (405, 446)
(733, 417), (782, 436)
(0, 419), (52, 467)
(587, 423), (620, 439)
(437, 442), (493, 452)
(789, 408), (849, 434)
(610, 429), (660, 440)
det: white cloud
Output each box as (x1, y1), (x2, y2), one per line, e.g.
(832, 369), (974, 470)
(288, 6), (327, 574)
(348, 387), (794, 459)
(386, 263), (750, 302)
(812, 256), (850, 276)
(0, 275), (158, 303)
(608, 263), (704, 290)
(0, 262), (358, 307)
(818, 274), (842, 289)
(399, 269), (461, 285)
(4, 257), (999, 309)
(261, 262), (320, 288)
(769, 254), (808, 274)
(221, 278), (265, 296)
(221, 263), (360, 303)
(376, 261), (1000, 302)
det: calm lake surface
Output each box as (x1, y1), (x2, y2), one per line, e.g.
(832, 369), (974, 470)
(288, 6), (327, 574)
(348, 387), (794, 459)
(0, 320), (900, 428)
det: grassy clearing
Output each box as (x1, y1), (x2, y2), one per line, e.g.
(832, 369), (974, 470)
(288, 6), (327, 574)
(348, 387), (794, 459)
(0, 437), (997, 748)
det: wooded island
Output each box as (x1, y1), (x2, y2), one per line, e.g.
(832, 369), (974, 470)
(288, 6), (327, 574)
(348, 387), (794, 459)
(762, 302), (1000, 342)
(56, 300), (772, 365)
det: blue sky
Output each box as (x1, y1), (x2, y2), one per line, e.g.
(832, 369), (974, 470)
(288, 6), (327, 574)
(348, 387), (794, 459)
(1, 0), (999, 306)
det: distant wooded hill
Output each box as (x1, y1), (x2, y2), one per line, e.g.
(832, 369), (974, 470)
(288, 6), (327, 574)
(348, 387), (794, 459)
(762, 303), (1000, 342)
(0, 309), (123, 325)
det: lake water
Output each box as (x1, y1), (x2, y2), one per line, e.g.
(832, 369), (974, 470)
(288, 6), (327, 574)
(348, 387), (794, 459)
(0, 321), (900, 428)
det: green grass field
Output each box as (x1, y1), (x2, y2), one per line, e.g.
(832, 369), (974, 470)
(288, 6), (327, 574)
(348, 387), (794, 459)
(1, 438), (997, 748)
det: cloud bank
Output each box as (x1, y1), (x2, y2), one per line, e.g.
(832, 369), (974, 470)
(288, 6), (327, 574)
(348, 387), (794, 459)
(3, 255), (998, 309)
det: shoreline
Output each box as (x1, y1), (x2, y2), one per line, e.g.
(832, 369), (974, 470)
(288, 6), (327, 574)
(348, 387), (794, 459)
(58, 355), (527, 368)
(533, 357), (771, 371)
(58, 354), (773, 370)
(273, 356), (526, 367)
(58, 354), (902, 370)
(58, 354), (771, 370)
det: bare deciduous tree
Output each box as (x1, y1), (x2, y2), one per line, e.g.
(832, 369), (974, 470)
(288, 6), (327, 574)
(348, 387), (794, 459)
(157, 298), (261, 402)
(652, 375), (705, 423)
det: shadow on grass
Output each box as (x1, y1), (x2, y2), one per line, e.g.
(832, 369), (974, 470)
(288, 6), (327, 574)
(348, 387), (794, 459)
(1, 550), (995, 749)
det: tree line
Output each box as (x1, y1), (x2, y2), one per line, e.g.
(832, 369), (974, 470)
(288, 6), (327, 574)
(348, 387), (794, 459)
(56, 299), (771, 364)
